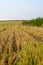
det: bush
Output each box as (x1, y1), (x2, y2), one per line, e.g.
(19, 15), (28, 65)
(23, 18), (43, 26)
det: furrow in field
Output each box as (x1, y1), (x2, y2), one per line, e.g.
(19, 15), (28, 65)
(12, 29), (29, 64)
(0, 29), (14, 65)
(0, 29), (10, 54)
(8, 30), (20, 65)
(0, 36), (10, 65)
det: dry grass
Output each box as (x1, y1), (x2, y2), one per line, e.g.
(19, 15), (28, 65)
(0, 21), (43, 65)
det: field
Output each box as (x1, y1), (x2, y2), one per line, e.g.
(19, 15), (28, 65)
(0, 21), (43, 65)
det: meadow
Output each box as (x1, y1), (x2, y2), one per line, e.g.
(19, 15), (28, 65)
(0, 19), (43, 65)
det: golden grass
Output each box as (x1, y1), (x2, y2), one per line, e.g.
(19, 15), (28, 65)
(0, 21), (43, 65)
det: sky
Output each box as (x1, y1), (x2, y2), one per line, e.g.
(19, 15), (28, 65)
(0, 0), (43, 20)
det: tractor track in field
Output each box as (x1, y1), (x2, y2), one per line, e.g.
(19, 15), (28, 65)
(12, 29), (28, 64)
(1, 34), (10, 53)
(8, 30), (22, 65)
(13, 29), (26, 51)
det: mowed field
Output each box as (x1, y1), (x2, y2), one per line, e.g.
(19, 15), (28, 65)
(0, 21), (43, 65)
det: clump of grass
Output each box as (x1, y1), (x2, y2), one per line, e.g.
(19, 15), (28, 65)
(3, 53), (9, 62)
(0, 54), (2, 60)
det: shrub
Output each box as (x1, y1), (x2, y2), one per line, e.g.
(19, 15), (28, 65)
(23, 17), (43, 26)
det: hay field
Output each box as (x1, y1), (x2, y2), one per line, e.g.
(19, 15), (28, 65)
(0, 21), (43, 65)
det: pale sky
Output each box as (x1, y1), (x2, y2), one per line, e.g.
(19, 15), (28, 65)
(0, 0), (43, 20)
